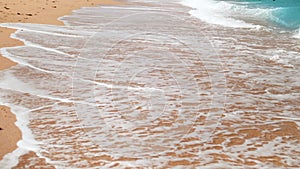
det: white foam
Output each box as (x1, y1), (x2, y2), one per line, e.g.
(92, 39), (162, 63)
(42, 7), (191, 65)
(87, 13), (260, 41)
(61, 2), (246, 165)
(0, 104), (40, 169)
(293, 28), (300, 39)
(0, 75), (96, 107)
(84, 79), (163, 92)
(0, 71), (42, 95)
(0, 23), (94, 37)
(0, 1), (298, 168)
(180, 0), (262, 28)
(1, 48), (62, 75)
(10, 31), (74, 57)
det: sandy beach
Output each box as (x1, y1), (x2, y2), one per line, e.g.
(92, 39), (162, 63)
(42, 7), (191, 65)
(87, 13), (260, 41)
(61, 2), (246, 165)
(0, 106), (21, 160)
(0, 0), (121, 69)
(0, 0), (120, 161)
(0, 0), (299, 168)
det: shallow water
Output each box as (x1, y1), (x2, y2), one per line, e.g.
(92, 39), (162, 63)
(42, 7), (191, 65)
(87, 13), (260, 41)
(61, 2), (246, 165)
(0, 0), (299, 168)
(231, 0), (300, 29)
(183, 0), (300, 34)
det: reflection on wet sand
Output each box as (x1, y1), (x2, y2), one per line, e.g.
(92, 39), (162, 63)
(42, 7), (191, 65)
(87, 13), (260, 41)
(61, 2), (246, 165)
(0, 0), (299, 168)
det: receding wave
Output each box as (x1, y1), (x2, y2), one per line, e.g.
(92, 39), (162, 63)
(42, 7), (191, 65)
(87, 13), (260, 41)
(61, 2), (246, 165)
(181, 0), (261, 28)
(181, 0), (300, 33)
(0, 1), (299, 168)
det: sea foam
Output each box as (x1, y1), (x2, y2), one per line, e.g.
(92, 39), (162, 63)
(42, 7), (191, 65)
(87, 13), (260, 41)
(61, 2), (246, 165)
(294, 28), (300, 39)
(180, 0), (261, 28)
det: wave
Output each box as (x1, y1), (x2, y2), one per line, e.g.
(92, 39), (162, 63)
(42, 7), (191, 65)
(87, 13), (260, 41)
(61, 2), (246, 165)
(270, 6), (300, 29)
(181, 0), (300, 31)
(180, 0), (267, 28)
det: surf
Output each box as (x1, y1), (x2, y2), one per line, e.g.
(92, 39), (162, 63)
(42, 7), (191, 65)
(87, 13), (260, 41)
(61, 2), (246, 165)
(181, 0), (300, 38)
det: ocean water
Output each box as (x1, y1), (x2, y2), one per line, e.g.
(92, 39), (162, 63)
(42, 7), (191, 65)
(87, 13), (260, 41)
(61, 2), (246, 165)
(0, 0), (299, 168)
(231, 0), (300, 29)
(182, 0), (300, 37)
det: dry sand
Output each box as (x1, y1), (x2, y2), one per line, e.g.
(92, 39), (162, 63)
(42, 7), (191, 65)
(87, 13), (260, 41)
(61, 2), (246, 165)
(0, 0), (121, 70)
(0, 0), (120, 161)
(0, 1), (299, 168)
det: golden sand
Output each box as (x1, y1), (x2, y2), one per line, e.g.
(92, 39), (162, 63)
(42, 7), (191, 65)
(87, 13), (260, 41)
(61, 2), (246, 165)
(0, 106), (21, 160)
(0, 0), (121, 70)
(0, 0), (120, 161)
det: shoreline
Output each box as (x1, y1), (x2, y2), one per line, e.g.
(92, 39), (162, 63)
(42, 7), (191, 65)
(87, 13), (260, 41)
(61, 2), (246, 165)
(0, 106), (22, 160)
(0, 0), (121, 161)
(1, 0), (298, 168)
(0, 0), (122, 70)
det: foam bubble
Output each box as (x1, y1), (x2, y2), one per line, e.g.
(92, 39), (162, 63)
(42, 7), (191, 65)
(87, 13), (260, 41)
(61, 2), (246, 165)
(0, 104), (40, 169)
(0, 1), (299, 168)
(180, 0), (260, 28)
(294, 28), (300, 39)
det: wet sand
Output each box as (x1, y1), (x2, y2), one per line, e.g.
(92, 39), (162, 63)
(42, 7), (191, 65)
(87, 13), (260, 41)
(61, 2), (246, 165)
(0, 27), (22, 70)
(0, 0), (120, 161)
(0, 0), (121, 69)
(0, 0), (299, 168)
(0, 106), (21, 160)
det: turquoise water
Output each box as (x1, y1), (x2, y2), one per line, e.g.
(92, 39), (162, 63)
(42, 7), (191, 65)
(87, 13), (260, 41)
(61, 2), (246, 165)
(231, 0), (300, 29)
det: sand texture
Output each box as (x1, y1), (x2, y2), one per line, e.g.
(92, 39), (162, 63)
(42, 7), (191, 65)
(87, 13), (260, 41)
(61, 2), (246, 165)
(0, 0), (119, 161)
